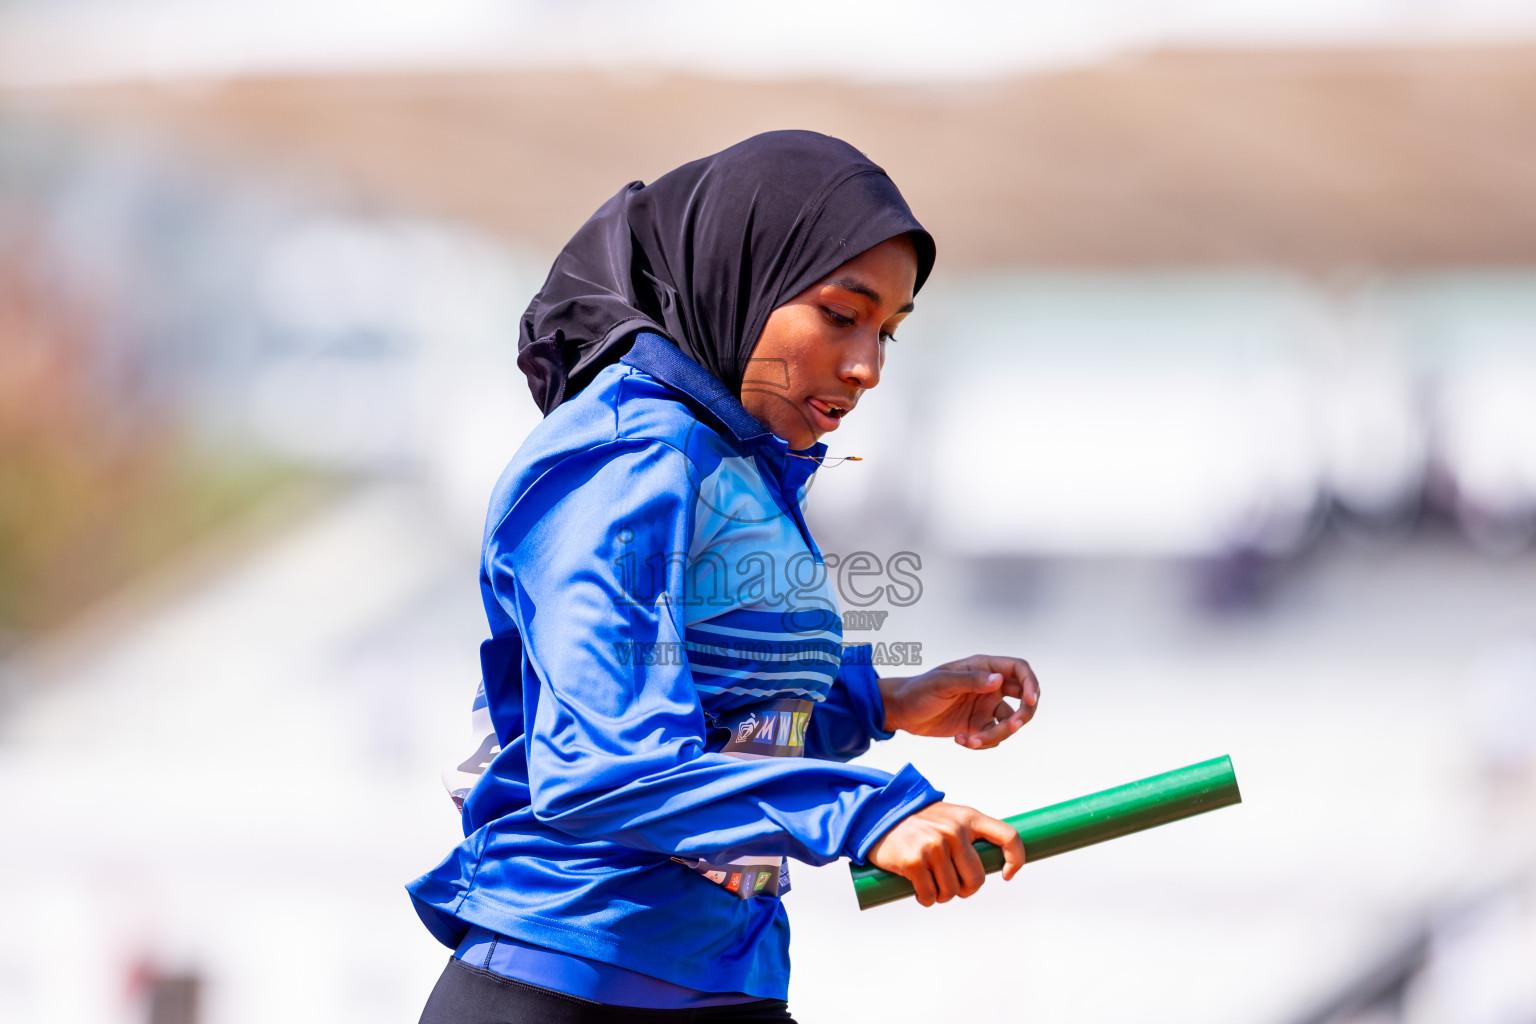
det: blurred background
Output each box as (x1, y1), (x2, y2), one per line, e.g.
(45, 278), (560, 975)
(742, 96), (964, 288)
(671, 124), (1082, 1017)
(3, 2), (1536, 1022)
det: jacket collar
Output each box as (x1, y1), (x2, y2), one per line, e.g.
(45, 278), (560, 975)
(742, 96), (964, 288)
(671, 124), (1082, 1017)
(622, 331), (770, 444)
(620, 331), (829, 495)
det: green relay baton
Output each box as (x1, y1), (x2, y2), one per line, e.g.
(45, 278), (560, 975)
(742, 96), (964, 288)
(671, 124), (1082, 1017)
(849, 755), (1242, 910)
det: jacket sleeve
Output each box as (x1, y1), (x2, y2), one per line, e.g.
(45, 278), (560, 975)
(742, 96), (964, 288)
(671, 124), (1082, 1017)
(804, 644), (895, 763)
(486, 439), (941, 867)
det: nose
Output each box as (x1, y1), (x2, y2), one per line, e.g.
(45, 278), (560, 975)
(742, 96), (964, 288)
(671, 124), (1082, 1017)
(839, 331), (883, 391)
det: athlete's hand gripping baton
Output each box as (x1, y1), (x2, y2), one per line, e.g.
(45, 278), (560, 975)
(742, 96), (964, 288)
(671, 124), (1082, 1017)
(849, 755), (1242, 910)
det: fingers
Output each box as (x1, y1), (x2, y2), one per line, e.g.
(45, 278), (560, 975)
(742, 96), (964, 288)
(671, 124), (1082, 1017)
(952, 656), (1040, 749)
(1015, 659), (1041, 709)
(927, 845), (963, 904)
(957, 713), (1026, 749)
(948, 656), (1039, 707)
(929, 810), (1017, 899)
(970, 812), (1027, 881)
(923, 669), (1006, 696)
(909, 863), (938, 907)
(955, 694), (1031, 748)
(949, 825), (986, 897)
(990, 657), (1039, 708)
(868, 803), (1024, 907)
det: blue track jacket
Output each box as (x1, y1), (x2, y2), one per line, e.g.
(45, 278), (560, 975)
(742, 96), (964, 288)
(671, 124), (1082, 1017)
(407, 333), (943, 1000)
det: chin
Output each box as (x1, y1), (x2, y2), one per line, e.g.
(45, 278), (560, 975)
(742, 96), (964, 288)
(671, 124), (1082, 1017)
(772, 421), (819, 450)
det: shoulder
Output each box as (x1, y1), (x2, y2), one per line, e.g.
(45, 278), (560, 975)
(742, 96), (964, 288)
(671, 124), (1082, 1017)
(482, 363), (737, 544)
(521, 363), (737, 471)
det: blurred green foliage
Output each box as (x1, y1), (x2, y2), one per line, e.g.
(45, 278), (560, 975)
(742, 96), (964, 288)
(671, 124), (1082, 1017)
(0, 438), (307, 643)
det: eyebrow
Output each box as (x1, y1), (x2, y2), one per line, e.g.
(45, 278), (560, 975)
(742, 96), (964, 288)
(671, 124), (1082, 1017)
(827, 276), (915, 315)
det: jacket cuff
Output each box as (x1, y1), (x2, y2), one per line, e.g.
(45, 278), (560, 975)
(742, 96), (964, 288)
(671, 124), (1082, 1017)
(841, 647), (896, 742)
(843, 763), (944, 865)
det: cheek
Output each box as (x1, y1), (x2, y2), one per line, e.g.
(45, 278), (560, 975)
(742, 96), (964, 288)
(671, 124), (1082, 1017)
(794, 340), (839, 392)
(776, 318), (833, 388)
(755, 309), (815, 361)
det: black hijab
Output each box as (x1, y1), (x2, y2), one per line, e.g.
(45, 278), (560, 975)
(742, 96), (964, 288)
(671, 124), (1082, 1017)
(516, 130), (936, 414)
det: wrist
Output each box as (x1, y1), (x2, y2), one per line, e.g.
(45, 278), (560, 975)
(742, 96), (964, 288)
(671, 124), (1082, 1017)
(877, 676), (909, 733)
(845, 763), (944, 864)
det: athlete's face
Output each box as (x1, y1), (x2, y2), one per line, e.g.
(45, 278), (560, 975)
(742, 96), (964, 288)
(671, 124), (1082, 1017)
(740, 236), (919, 451)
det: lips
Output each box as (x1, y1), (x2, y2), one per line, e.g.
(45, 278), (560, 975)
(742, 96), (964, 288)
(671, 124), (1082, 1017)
(806, 397), (854, 432)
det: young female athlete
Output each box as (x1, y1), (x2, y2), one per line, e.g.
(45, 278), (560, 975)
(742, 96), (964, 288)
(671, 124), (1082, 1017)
(409, 130), (1041, 1023)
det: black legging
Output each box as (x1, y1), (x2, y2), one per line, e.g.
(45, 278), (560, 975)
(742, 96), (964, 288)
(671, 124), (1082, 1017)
(419, 958), (799, 1024)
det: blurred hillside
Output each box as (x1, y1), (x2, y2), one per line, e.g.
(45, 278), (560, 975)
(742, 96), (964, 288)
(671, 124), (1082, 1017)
(7, 45), (1536, 641)
(13, 46), (1536, 267)
(6, 46), (1536, 642)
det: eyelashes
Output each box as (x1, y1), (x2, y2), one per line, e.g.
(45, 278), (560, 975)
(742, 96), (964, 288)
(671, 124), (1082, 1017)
(822, 307), (900, 343)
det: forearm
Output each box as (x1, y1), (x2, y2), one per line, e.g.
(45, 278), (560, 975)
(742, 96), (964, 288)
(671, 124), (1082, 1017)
(530, 742), (941, 865)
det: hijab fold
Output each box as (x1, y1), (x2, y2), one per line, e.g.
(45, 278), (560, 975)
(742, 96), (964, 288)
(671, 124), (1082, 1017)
(517, 131), (936, 414)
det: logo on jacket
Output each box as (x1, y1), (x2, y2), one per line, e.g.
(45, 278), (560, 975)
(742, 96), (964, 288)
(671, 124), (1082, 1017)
(736, 713), (758, 744)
